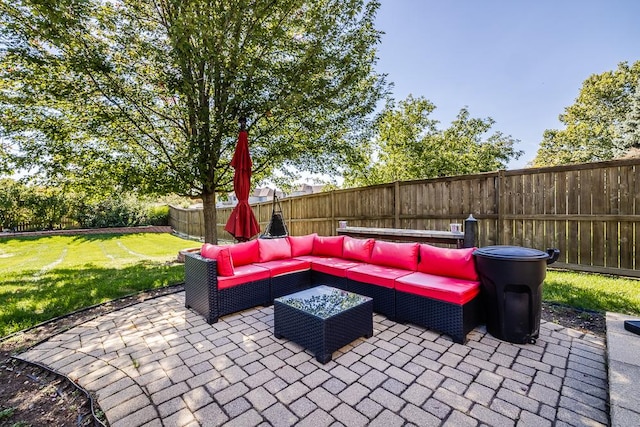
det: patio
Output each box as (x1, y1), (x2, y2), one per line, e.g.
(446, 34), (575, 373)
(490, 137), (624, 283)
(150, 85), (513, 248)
(19, 290), (614, 426)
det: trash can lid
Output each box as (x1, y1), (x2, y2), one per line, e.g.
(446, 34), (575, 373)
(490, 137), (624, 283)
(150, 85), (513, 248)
(473, 245), (550, 261)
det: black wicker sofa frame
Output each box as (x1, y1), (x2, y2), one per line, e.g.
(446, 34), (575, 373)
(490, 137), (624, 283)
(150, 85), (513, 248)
(184, 235), (483, 344)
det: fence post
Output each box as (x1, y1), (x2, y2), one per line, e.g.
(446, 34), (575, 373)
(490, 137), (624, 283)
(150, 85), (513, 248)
(497, 170), (505, 245)
(288, 198), (292, 235)
(394, 181), (400, 228)
(463, 214), (478, 248)
(331, 191), (335, 235)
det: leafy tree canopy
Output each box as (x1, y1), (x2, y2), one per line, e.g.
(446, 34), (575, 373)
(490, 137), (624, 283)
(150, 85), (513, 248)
(0, 0), (387, 242)
(343, 95), (522, 187)
(532, 61), (640, 166)
(613, 79), (640, 158)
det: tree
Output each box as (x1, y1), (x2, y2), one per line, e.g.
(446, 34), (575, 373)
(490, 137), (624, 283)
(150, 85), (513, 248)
(613, 79), (640, 158)
(0, 178), (26, 230)
(0, 0), (387, 242)
(0, 138), (11, 175)
(532, 61), (640, 166)
(343, 95), (522, 187)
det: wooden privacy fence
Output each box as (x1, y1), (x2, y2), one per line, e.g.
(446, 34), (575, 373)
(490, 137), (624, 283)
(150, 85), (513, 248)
(170, 158), (640, 277)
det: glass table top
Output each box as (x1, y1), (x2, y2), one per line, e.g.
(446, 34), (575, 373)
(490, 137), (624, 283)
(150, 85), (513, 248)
(275, 285), (371, 319)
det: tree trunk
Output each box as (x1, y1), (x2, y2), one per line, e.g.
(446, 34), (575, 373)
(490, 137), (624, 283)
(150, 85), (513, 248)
(202, 190), (218, 244)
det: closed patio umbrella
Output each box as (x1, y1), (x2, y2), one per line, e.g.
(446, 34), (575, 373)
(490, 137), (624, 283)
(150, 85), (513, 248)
(224, 118), (260, 241)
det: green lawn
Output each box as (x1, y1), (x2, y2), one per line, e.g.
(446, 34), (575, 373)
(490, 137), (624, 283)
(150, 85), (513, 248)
(544, 269), (640, 315)
(0, 233), (196, 337)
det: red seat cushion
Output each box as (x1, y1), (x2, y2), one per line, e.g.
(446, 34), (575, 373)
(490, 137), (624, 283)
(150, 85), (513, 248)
(312, 235), (345, 258)
(200, 244), (235, 276)
(342, 237), (374, 263)
(288, 234), (317, 257)
(395, 272), (481, 305)
(346, 263), (413, 289)
(228, 240), (259, 267)
(257, 259), (311, 277)
(311, 257), (361, 278)
(258, 238), (292, 262)
(292, 255), (322, 263)
(418, 244), (478, 281)
(370, 240), (419, 271)
(217, 264), (270, 289)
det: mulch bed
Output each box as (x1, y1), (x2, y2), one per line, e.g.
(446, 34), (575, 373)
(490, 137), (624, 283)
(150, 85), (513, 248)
(0, 286), (605, 426)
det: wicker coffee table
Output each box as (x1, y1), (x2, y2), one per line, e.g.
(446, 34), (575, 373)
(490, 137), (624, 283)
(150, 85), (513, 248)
(274, 285), (373, 363)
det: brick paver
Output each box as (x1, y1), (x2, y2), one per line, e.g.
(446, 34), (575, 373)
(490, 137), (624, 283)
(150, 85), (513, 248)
(17, 291), (611, 426)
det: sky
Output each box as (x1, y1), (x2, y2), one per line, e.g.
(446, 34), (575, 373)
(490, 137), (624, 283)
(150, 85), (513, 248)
(373, 0), (640, 169)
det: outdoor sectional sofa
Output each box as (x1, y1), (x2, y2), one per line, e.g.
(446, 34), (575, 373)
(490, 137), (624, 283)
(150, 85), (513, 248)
(184, 234), (483, 344)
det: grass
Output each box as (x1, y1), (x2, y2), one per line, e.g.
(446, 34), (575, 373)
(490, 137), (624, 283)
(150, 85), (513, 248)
(544, 269), (640, 315)
(0, 233), (197, 337)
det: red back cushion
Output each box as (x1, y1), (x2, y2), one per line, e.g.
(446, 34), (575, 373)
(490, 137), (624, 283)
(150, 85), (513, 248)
(312, 235), (345, 257)
(228, 239), (259, 267)
(418, 244), (478, 281)
(343, 237), (374, 262)
(200, 243), (235, 276)
(258, 238), (292, 262)
(288, 233), (317, 257)
(370, 240), (419, 271)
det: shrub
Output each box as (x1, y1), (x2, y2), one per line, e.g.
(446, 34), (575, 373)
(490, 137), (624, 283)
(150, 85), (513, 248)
(0, 180), (173, 230)
(74, 195), (147, 228)
(147, 205), (169, 226)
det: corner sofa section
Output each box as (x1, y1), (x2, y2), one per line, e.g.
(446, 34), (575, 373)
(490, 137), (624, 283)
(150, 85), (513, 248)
(184, 234), (482, 343)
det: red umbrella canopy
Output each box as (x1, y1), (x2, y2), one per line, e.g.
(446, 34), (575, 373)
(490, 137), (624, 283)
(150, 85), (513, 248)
(224, 124), (260, 241)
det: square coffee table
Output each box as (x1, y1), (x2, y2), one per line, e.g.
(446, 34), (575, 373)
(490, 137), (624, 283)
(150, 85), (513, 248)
(274, 285), (373, 363)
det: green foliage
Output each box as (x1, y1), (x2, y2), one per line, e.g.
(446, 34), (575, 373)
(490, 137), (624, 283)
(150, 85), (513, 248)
(0, 179), (73, 231)
(0, 179), (27, 230)
(0, 233), (190, 337)
(0, 178), (170, 230)
(0, 0), (388, 242)
(146, 205), (169, 226)
(533, 61), (640, 166)
(613, 79), (640, 158)
(344, 95), (522, 186)
(73, 195), (170, 228)
(0, 407), (16, 421)
(75, 195), (147, 228)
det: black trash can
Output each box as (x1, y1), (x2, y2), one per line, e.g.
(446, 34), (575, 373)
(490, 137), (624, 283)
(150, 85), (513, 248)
(473, 246), (560, 344)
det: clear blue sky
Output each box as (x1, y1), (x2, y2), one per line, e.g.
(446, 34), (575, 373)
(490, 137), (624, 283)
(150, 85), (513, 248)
(373, 0), (640, 169)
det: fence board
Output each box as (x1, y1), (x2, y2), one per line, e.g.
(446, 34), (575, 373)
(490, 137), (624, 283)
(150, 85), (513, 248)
(619, 165), (634, 269)
(592, 171), (611, 266)
(554, 171), (567, 263)
(605, 167), (619, 267)
(579, 169), (593, 265)
(543, 172), (556, 250)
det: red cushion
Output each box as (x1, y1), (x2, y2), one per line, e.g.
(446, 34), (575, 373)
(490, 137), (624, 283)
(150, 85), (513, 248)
(258, 238), (292, 262)
(343, 237), (374, 263)
(312, 235), (345, 258)
(418, 244), (478, 281)
(200, 243), (235, 276)
(311, 257), (361, 278)
(288, 234), (317, 257)
(257, 259), (311, 277)
(369, 241), (419, 271)
(217, 264), (270, 289)
(228, 240), (259, 267)
(346, 263), (413, 289)
(292, 255), (321, 263)
(396, 272), (481, 305)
